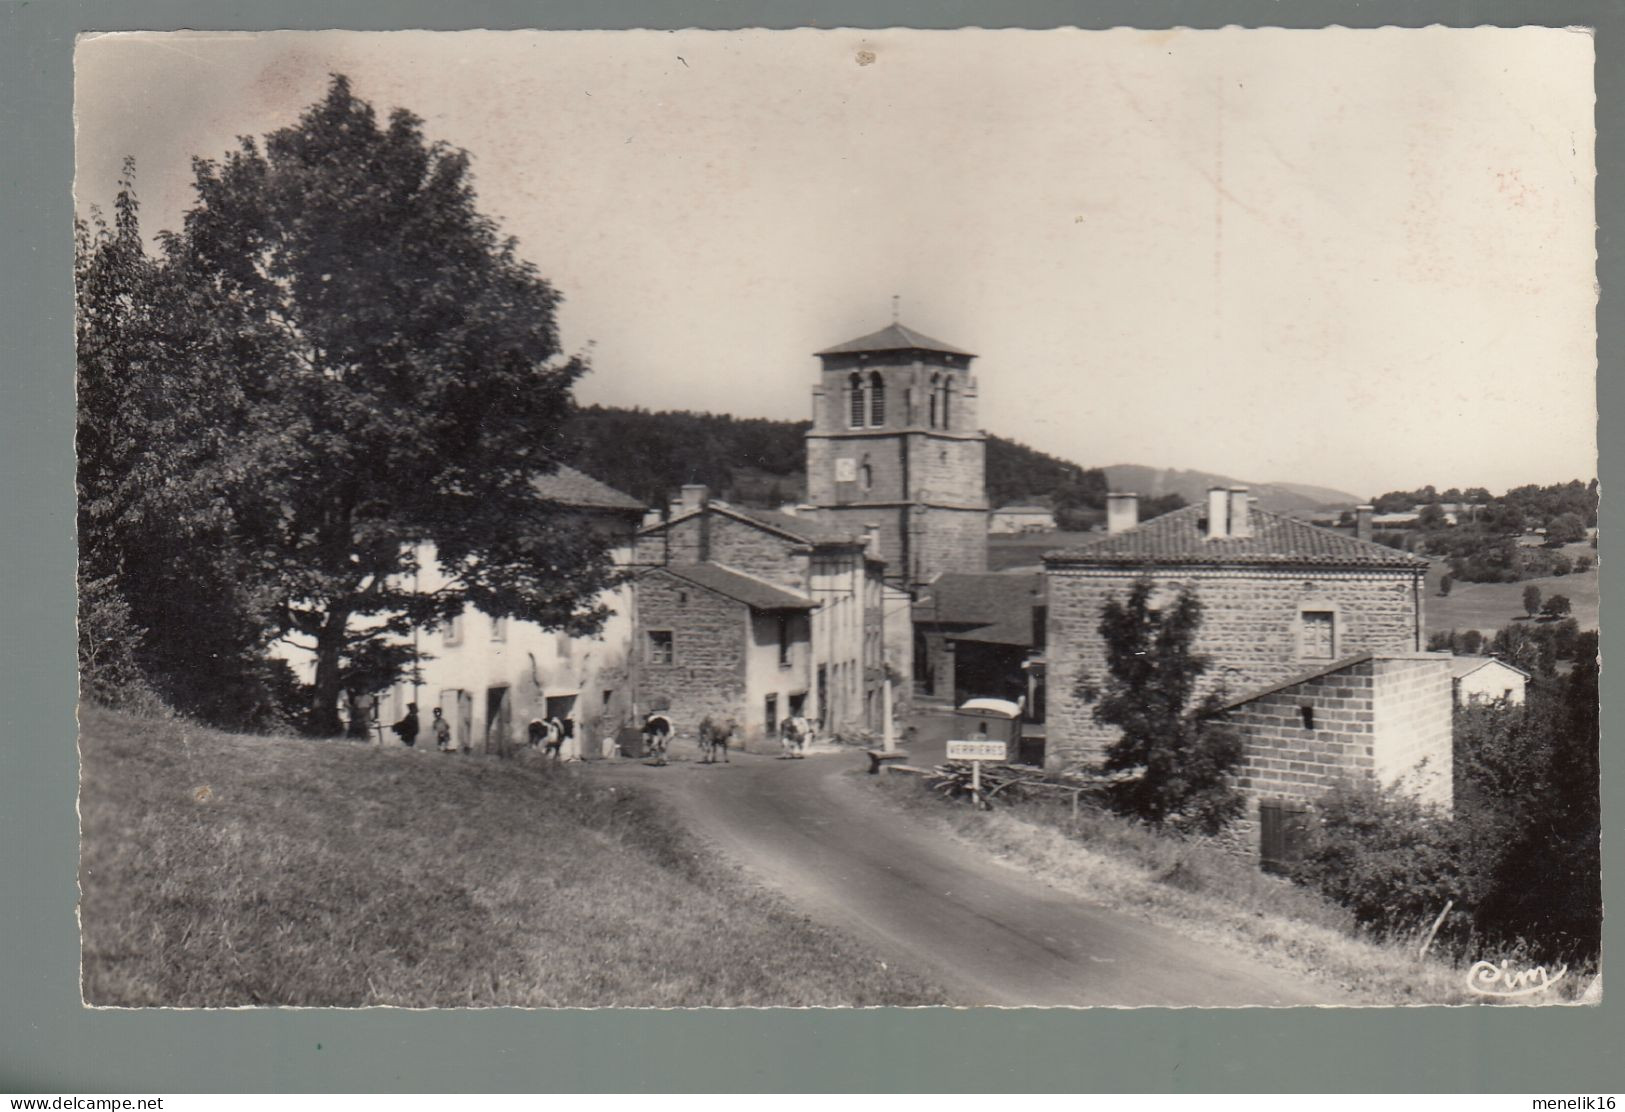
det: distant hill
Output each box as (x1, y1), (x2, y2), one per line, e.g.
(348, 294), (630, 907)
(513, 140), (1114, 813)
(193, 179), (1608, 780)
(1102, 465), (1360, 514)
(562, 406), (1110, 512)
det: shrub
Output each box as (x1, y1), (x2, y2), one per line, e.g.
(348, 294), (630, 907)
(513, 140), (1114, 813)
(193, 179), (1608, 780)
(1089, 581), (1245, 835)
(77, 574), (169, 717)
(1291, 780), (1478, 947)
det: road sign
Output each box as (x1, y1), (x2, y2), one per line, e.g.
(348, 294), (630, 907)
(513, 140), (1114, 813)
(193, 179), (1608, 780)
(946, 740), (1007, 762)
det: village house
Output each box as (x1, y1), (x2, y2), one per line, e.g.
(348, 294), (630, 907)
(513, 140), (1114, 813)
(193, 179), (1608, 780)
(631, 486), (901, 749)
(989, 504), (1057, 535)
(1044, 487), (1449, 863)
(364, 465), (646, 756)
(1450, 655), (1530, 706)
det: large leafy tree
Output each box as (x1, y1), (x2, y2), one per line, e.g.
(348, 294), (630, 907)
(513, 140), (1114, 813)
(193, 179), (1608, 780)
(85, 77), (622, 734)
(1089, 581), (1245, 834)
(77, 163), (294, 724)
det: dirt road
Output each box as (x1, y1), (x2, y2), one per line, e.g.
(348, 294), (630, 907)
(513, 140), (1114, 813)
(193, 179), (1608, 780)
(592, 748), (1334, 1007)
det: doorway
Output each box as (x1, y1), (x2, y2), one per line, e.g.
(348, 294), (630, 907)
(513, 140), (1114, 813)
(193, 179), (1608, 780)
(485, 685), (511, 756)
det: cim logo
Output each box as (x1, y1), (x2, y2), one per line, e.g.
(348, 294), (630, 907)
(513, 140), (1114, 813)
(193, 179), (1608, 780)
(1464, 959), (1567, 998)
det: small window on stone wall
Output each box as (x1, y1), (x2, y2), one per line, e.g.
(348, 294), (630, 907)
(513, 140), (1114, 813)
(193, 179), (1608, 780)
(1301, 610), (1335, 660)
(647, 630), (674, 665)
(1299, 705), (1315, 730)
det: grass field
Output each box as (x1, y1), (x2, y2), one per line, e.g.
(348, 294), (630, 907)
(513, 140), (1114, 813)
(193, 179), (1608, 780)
(79, 706), (947, 1007)
(1424, 544), (1599, 636)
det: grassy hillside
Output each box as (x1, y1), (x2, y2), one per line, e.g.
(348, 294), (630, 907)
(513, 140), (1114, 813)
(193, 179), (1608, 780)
(79, 707), (946, 1007)
(1425, 548), (1599, 635)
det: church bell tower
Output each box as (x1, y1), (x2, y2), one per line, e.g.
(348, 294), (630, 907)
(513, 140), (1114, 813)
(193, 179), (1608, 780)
(805, 320), (989, 586)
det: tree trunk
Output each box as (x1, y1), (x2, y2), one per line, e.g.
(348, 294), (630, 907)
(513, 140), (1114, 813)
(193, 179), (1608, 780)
(307, 607), (351, 736)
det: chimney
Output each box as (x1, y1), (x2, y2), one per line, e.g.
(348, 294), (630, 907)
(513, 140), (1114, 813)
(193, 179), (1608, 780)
(1228, 487), (1252, 540)
(862, 523), (882, 559)
(668, 497), (684, 519)
(1356, 504), (1374, 543)
(640, 508), (663, 529)
(680, 484), (709, 512)
(1106, 492), (1139, 535)
(1206, 486), (1230, 540)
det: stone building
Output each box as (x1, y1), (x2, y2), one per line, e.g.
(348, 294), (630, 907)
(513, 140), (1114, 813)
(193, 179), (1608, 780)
(1043, 487), (1449, 861)
(1044, 487), (1430, 766)
(633, 563), (816, 747)
(631, 485), (902, 748)
(804, 322), (989, 587)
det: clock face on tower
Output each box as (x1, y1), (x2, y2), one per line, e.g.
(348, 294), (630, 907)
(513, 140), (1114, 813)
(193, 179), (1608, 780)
(834, 458), (857, 483)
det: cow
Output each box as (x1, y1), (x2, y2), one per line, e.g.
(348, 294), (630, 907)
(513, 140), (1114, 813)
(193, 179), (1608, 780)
(641, 713), (673, 766)
(779, 715), (813, 759)
(698, 716), (738, 764)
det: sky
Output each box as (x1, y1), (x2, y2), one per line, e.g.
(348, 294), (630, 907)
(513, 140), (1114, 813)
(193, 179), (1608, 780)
(74, 28), (1597, 499)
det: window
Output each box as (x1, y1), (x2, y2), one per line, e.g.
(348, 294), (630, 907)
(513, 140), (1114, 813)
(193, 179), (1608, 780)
(848, 372), (865, 428)
(868, 371), (885, 426)
(1301, 610), (1335, 660)
(1299, 705), (1315, 731)
(928, 374), (940, 428)
(940, 380), (951, 428)
(442, 614), (463, 647)
(777, 613), (792, 667)
(647, 630), (674, 665)
(860, 461), (873, 491)
(764, 693), (779, 734)
(490, 615), (506, 642)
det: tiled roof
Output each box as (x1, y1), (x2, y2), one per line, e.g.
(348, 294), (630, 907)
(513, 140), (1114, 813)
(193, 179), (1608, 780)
(1044, 504), (1428, 569)
(659, 564), (816, 611)
(531, 465), (644, 511)
(646, 501), (862, 546)
(815, 322), (974, 358)
(914, 571), (1043, 646)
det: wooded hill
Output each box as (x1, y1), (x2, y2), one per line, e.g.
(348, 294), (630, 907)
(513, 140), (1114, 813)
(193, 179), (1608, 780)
(560, 405), (1113, 515)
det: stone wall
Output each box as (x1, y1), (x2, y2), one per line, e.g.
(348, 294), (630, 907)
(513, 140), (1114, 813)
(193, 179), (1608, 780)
(634, 513), (809, 592)
(912, 506), (990, 578)
(633, 571), (748, 740)
(1044, 565), (1423, 766)
(1219, 652), (1454, 859)
(1221, 658), (1377, 856)
(906, 432), (985, 506)
(1372, 655), (1454, 810)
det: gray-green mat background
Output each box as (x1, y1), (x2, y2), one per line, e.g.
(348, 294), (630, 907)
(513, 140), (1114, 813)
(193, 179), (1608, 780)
(2, 0), (1618, 1092)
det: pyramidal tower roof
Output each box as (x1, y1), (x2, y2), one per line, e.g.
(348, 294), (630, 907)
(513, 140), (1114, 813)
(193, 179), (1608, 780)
(815, 322), (975, 358)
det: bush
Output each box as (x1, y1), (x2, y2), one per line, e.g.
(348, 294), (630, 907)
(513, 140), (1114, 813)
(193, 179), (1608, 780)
(1291, 781), (1478, 947)
(77, 574), (169, 717)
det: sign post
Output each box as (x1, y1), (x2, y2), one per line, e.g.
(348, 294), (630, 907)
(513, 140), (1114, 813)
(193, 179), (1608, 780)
(945, 739), (1007, 808)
